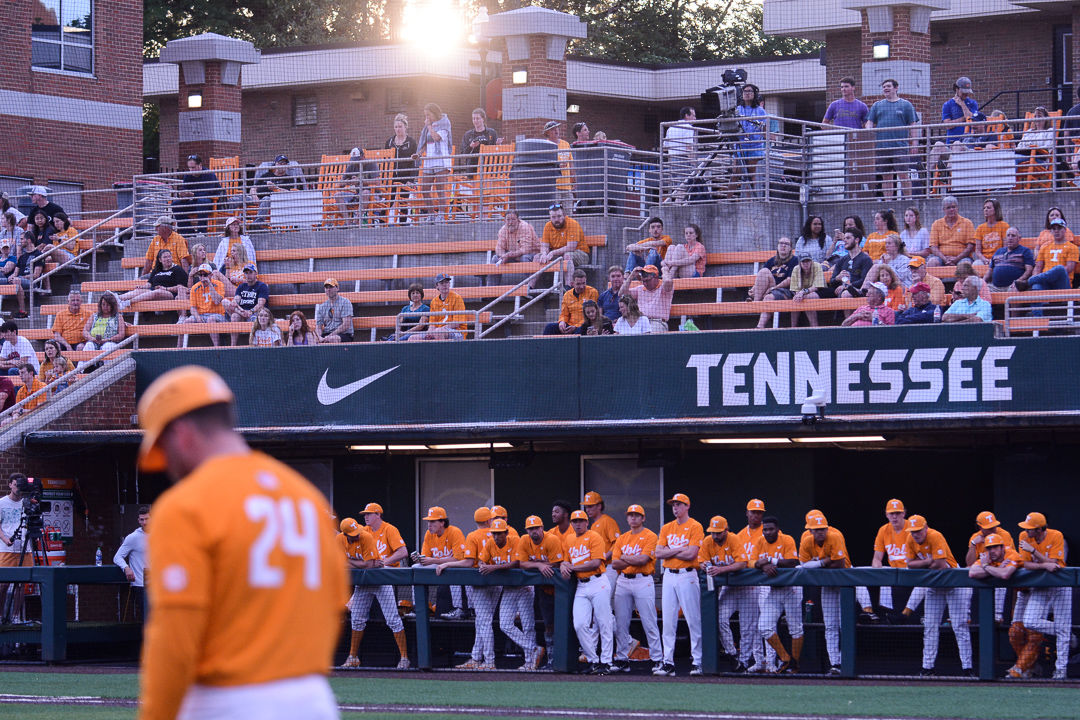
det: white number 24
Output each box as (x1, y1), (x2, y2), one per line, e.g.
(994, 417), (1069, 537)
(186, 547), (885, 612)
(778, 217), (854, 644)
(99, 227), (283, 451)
(244, 495), (321, 589)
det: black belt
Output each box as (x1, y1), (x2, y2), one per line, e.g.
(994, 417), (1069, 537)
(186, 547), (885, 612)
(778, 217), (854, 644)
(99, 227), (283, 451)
(666, 567), (693, 574)
(578, 575), (594, 583)
(623, 573), (639, 579)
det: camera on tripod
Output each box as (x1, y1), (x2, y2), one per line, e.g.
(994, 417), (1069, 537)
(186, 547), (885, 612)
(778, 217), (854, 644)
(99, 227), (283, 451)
(700, 68), (748, 120)
(15, 476), (49, 532)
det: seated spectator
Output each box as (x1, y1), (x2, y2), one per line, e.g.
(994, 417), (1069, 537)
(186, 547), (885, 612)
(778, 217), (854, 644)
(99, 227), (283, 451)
(614, 295), (651, 335)
(1015, 107), (1055, 160)
(0, 373), (14, 413)
(841, 282), (895, 326)
(392, 282), (429, 341)
(27, 210), (56, 249)
(52, 290), (91, 351)
(179, 264), (226, 347)
(220, 243), (254, 291)
(906, 256), (945, 306)
(794, 216), (833, 265)
(81, 293), (126, 357)
(213, 217), (256, 269)
(174, 154), (223, 236)
(0, 193), (27, 230)
(537, 204), (590, 284)
(749, 237), (797, 308)
(1016, 218), (1078, 292)
(187, 243), (218, 293)
(249, 307), (282, 347)
(47, 212), (79, 264)
(0, 240), (14, 284)
(928, 196), (975, 267)
(973, 198), (1009, 265)
(864, 209), (898, 262)
(895, 283), (941, 325)
(0, 321), (40, 376)
(492, 209), (540, 264)
(12, 363), (46, 419)
(255, 154), (307, 225)
(827, 215), (865, 265)
(625, 264), (674, 333)
(819, 230), (872, 305)
(12, 231), (44, 319)
(871, 264), (905, 311)
(286, 310), (318, 346)
(25, 186), (65, 227)
(662, 223), (706, 279)
(900, 206), (931, 259)
(412, 273), (467, 341)
(789, 254), (826, 327)
(948, 261), (992, 305)
(575, 299), (613, 336)
(597, 266), (624, 323)
(334, 147), (378, 225)
(543, 269), (598, 335)
(315, 278), (354, 343)
(1, 213), (19, 248)
(118, 249), (188, 309)
(226, 264), (269, 347)
(142, 216), (191, 276)
(987, 227), (1035, 291)
(1035, 207), (1077, 250)
(943, 276), (992, 323)
(865, 235), (912, 289)
(979, 110), (1013, 150)
(39, 339), (75, 392)
(624, 217), (672, 274)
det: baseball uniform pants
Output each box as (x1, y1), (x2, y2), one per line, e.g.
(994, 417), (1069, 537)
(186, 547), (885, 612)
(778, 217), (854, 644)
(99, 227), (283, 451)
(877, 585), (926, 612)
(535, 587), (556, 654)
(499, 586), (536, 657)
(177, 674), (337, 720)
(573, 575), (614, 664)
(348, 585), (404, 633)
(921, 587), (972, 670)
(821, 586), (842, 667)
(614, 574), (662, 662)
(661, 569), (702, 666)
(604, 566), (619, 598)
(718, 586), (761, 664)
(1022, 587), (1073, 674)
(758, 586), (804, 641)
(471, 586), (502, 664)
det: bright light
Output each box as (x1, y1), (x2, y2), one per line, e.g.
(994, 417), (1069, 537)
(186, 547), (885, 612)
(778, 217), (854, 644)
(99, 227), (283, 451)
(790, 436), (886, 444)
(401, 0), (466, 56)
(429, 443), (514, 450)
(700, 438), (791, 445)
(187, 93), (202, 109)
(566, 104), (581, 114)
(872, 43), (890, 59)
(512, 69), (528, 84)
(349, 444), (429, 451)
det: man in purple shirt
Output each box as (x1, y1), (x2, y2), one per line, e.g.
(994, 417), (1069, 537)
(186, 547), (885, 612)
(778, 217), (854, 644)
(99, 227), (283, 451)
(823, 77), (870, 196)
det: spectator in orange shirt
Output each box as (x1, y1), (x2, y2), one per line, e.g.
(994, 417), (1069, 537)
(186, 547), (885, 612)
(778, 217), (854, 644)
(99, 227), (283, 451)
(409, 273), (467, 341)
(973, 198), (1009, 265)
(1035, 207), (1077, 250)
(624, 217), (672, 274)
(538, 204), (589, 284)
(864, 209), (898, 262)
(178, 264), (226, 347)
(141, 216), (191, 276)
(12, 363), (46, 418)
(927, 196), (975, 267)
(492, 209), (540, 264)
(52, 290), (92, 351)
(1017, 218), (1079, 292)
(544, 269), (598, 335)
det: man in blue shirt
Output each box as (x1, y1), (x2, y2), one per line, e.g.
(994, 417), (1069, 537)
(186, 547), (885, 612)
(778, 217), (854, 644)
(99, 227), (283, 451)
(928, 77), (986, 173)
(226, 264), (270, 346)
(597, 266), (624, 323)
(987, 227), (1035, 290)
(174, 154), (223, 236)
(866, 79), (919, 199)
(943, 276), (992, 323)
(895, 282), (940, 324)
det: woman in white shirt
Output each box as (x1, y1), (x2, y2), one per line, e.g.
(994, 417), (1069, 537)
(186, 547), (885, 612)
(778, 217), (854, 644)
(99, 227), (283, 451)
(900, 206), (930, 258)
(613, 295), (651, 335)
(213, 216), (256, 270)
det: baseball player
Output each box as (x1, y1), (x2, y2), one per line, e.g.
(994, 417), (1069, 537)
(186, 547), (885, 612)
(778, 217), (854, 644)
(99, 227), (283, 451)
(478, 518), (538, 670)
(548, 501), (574, 542)
(735, 499), (768, 671)
(610, 504), (662, 672)
(440, 507), (495, 669)
(870, 498), (925, 620)
(799, 512), (850, 674)
(968, 533), (1021, 583)
(753, 515), (802, 674)
(582, 491), (620, 590)
(561, 509), (614, 674)
(904, 514), (973, 677)
(517, 515), (565, 670)
(699, 516), (749, 670)
(965, 511), (1014, 625)
(1011, 512), (1069, 680)
(338, 517), (377, 668)
(137, 366), (346, 720)
(357, 502), (411, 669)
(490, 506), (520, 544)
(415, 506), (467, 619)
(655, 492), (704, 677)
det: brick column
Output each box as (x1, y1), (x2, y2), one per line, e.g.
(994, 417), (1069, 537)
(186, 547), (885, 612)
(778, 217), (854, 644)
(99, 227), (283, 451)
(159, 34), (260, 166)
(480, 7), (587, 142)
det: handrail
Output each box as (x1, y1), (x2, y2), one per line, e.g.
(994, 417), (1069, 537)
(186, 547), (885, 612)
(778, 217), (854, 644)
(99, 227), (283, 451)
(390, 308), (485, 340)
(476, 256), (567, 338)
(979, 85), (1071, 119)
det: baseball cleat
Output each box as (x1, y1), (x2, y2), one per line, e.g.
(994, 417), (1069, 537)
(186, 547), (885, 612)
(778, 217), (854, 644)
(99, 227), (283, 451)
(396, 657), (411, 670)
(653, 663), (676, 676)
(339, 655), (361, 669)
(919, 667), (937, 678)
(441, 608), (466, 620)
(477, 662), (496, 671)
(747, 662), (768, 674)
(689, 665), (703, 676)
(732, 660), (748, 673)
(611, 659), (631, 673)
(774, 660), (792, 674)
(828, 665), (841, 676)
(961, 667), (976, 679)
(592, 663), (611, 676)
(1052, 669), (1067, 680)
(651, 661), (664, 674)
(455, 659), (481, 670)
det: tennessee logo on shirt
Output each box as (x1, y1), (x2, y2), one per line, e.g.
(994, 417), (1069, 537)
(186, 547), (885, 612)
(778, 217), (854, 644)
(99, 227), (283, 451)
(885, 543), (906, 562)
(619, 539), (648, 556)
(567, 543), (593, 565)
(429, 545), (454, 559)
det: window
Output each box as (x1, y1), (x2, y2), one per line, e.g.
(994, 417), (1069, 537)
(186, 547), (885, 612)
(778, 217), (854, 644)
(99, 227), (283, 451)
(32, 0), (93, 75)
(417, 458), (492, 549)
(292, 95), (318, 126)
(581, 455), (664, 533)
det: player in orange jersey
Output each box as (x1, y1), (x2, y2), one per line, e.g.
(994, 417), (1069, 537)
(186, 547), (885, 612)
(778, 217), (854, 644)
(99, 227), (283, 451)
(336, 517), (377, 669)
(610, 504), (662, 673)
(753, 515), (801, 674)
(479, 518), (537, 670)
(582, 491), (620, 591)
(517, 515), (565, 670)
(490, 505), (520, 544)
(734, 498), (767, 672)
(561, 509), (613, 674)
(965, 511), (1014, 625)
(414, 506), (467, 620)
(137, 366), (346, 720)
(1011, 512), (1070, 680)
(799, 512), (851, 675)
(440, 507), (495, 668)
(655, 493), (704, 677)
(870, 498), (924, 621)
(700, 515), (748, 670)
(355, 502), (410, 669)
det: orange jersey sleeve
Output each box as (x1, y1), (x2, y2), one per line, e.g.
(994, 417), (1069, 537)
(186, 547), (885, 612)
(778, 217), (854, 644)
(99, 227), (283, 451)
(463, 528), (490, 563)
(591, 514), (620, 551)
(658, 518), (704, 570)
(563, 530), (605, 577)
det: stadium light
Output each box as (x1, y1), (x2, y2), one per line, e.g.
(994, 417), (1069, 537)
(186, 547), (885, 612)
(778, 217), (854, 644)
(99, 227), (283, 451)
(349, 444), (429, 451)
(186, 93), (202, 109)
(790, 436), (886, 444)
(512, 68), (528, 84)
(700, 438), (791, 445)
(872, 43), (890, 59)
(400, 0), (466, 57)
(428, 443), (514, 450)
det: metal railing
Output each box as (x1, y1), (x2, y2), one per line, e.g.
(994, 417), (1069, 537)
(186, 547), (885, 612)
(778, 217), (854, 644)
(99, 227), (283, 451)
(390, 308), (487, 341)
(477, 256), (566, 338)
(1003, 291), (1080, 336)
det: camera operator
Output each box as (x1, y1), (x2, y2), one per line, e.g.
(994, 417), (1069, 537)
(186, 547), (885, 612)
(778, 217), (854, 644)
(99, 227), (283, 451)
(0, 474), (32, 624)
(114, 504), (150, 623)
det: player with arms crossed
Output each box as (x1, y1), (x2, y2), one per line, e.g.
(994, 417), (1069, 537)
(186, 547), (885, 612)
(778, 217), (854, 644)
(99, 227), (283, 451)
(137, 366), (346, 720)
(655, 493), (704, 676)
(610, 504), (662, 672)
(561, 509), (614, 674)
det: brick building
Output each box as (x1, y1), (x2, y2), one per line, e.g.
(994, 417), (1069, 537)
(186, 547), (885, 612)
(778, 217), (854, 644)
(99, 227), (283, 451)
(0, 0), (143, 216)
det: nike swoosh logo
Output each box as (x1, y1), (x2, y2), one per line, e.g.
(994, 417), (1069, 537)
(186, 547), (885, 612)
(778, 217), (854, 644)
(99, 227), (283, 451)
(316, 366), (399, 406)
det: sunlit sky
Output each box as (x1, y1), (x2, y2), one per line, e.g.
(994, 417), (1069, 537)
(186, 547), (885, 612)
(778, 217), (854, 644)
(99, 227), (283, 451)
(399, 0), (469, 56)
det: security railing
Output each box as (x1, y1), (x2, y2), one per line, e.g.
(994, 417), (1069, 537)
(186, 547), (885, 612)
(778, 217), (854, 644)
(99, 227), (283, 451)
(477, 256), (566, 338)
(1003, 291), (1080, 336)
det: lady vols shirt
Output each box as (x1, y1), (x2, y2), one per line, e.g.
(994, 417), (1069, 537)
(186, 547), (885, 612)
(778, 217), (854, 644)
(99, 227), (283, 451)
(562, 530), (605, 578)
(874, 523), (911, 567)
(612, 528), (658, 575)
(657, 517), (704, 570)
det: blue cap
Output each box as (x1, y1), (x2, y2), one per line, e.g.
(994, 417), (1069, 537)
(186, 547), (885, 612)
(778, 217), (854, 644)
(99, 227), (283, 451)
(274, 154), (288, 164)
(243, 263), (257, 273)
(434, 273), (452, 284)
(1050, 218), (1067, 227)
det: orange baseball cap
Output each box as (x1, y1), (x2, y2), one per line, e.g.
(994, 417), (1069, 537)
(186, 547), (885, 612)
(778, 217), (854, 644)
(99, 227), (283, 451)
(805, 514), (829, 530)
(885, 498), (905, 513)
(642, 264), (660, 275)
(984, 533), (1005, 548)
(362, 502), (384, 515)
(708, 515), (728, 532)
(746, 499), (765, 512)
(626, 504), (645, 516)
(570, 510), (589, 521)
(907, 515), (927, 531)
(137, 365), (235, 472)
(582, 491), (603, 506)
(805, 509), (824, 522)
(339, 518), (362, 536)
(490, 519), (508, 532)
(491, 505), (508, 518)
(423, 506), (447, 521)
(976, 511), (1000, 530)
(1018, 512), (1047, 530)
(324, 277), (339, 288)
(474, 507), (492, 523)
(667, 493), (690, 506)
(908, 256), (925, 268)
(524, 515), (544, 530)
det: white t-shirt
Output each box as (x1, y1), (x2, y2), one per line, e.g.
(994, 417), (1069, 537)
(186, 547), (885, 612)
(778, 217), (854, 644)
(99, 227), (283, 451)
(1, 336), (39, 372)
(114, 527), (148, 586)
(901, 228), (930, 255)
(0, 495), (23, 553)
(614, 315), (652, 335)
(664, 122), (696, 157)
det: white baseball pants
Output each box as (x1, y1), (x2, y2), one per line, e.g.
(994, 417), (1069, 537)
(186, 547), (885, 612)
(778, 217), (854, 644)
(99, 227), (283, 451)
(1022, 587), (1073, 674)
(472, 586), (502, 664)
(758, 586), (804, 640)
(573, 575), (614, 664)
(718, 586), (761, 664)
(348, 585), (403, 633)
(498, 586), (536, 656)
(178, 674), (338, 720)
(921, 587), (972, 670)
(821, 586), (841, 667)
(614, 574), (662, 662)
(661, 569), (702, 666)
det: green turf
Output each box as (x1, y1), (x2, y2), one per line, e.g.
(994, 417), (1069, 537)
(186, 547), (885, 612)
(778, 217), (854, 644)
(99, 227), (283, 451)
(0, 705), (135, 720)
(1, 672), (1079, 719)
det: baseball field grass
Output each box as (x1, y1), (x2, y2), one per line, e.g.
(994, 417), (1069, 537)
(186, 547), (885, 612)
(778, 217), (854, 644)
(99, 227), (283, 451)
(1, 671), (1078, 719)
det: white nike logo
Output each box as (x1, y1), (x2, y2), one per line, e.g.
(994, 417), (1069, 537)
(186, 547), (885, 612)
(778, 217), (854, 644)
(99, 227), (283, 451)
(316, 366), (399, 406)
